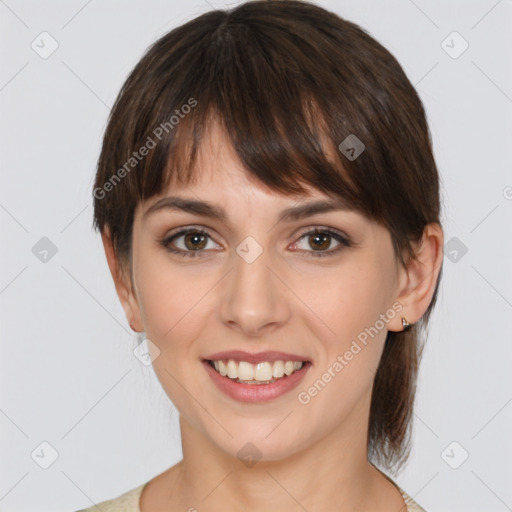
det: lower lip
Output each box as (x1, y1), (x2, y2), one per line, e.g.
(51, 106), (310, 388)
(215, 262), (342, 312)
(202, 360), (311, 403)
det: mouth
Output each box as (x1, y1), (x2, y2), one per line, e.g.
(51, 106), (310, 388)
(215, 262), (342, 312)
(202, 356), (312, 403)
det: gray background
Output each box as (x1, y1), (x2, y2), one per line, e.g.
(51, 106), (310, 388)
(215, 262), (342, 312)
(1, 0), (511, 510)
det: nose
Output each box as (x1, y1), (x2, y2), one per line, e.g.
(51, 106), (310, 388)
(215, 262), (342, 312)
(218, 241), (291, 337)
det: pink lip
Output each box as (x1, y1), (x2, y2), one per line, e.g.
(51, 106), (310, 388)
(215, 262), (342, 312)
(203, 350), (310, 365)
(202, 360), (312, 403)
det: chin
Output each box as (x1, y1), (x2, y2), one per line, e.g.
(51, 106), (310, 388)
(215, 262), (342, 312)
(209, 424), (311, 465)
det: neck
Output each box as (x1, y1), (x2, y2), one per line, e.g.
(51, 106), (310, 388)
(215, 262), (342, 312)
(170, 419), (400, 512)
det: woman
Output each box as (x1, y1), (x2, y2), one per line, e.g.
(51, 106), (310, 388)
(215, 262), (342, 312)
(79, 1), (444, 510)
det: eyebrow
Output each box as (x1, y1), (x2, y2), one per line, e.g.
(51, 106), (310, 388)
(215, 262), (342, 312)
(143, 196), (351, 224)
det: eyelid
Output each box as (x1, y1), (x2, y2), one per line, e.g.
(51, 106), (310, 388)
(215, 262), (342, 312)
(163, 224), (220, 242)
(294, 224), (350, 240)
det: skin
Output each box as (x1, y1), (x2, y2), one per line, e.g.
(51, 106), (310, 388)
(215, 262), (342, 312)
(102, 121), (444, 512)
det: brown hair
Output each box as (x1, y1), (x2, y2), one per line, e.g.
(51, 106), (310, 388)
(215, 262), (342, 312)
(92, 0), (443, 473)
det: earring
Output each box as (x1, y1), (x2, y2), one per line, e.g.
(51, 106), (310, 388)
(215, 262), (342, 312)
(401, 316), (413, 332)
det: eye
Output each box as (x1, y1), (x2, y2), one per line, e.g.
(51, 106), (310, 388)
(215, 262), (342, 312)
(159, 227), (219, 258)
(291, 228), (351, 258)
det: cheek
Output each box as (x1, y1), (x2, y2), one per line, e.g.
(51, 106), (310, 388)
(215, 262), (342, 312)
(292, 258), (393, 401)
(136, 262), (213, 413)
(292, 257), (391, 346)
(134, 258), (208, 347)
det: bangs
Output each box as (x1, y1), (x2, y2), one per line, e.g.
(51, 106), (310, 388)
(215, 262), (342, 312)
(132, 9), (401, 226)
(156, 99), (362, 208)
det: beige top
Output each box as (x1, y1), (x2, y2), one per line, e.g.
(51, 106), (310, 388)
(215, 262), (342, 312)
(75, 478), (426, 512)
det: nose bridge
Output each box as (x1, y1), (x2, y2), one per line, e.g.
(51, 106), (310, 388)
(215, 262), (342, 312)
(219, 235), (289, 335)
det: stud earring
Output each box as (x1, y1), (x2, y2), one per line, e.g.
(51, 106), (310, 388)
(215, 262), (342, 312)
(401, 316), (413, 332)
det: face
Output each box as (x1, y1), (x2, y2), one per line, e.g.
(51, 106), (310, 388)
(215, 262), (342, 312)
(122, 121), (409, 463)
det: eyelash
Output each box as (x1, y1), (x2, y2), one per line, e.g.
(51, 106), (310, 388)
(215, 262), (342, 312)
(158, 226), (351, 259)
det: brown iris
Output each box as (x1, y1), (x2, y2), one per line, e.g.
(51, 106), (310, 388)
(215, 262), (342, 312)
(184, 231), (208, 251)
(308, 232), (331, 251)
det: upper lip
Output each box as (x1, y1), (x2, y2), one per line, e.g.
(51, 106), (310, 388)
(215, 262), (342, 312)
(204, 350), (310, 364)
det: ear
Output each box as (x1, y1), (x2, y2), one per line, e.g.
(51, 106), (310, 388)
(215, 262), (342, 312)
(388, 222), (444, 332)
(101, 226), (144, 332)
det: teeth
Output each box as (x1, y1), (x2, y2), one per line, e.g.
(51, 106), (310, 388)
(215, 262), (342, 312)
(254, 362), (273, 381)
(239, 361), (255, 380)
(284, 361), (295, 375)
(210, 359), (305, 383)
(272, 360), (285, 378)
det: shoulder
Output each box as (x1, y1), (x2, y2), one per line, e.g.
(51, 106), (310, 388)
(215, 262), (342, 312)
(371, 462), (427, 512)
(73, 482), (148, 512)
(394, 484), (427, 512)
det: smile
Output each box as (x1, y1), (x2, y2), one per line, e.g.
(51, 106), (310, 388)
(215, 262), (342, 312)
(202, 358), (312, 403)
(209, 359), (304, 384)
